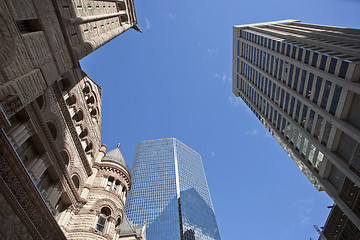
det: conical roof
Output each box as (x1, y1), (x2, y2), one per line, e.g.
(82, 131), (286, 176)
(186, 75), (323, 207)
(102, 143), (128, 169)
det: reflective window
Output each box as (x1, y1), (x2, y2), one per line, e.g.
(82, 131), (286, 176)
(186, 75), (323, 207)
(301, 105), (308, 127)
(284, 93), (290, 112)
(124, 139), (221, 240)
(96, 207), (111, 233)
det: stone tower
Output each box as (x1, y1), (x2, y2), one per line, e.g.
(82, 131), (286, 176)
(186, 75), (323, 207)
(63, 143), (145, 239)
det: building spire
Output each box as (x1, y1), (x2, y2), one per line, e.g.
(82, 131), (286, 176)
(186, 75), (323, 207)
(117, 142), (121, 148)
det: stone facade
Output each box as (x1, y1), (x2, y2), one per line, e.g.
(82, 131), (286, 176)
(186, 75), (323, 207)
(0, 0), (143, 239)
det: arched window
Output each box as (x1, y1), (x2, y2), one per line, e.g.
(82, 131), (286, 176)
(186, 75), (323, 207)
(85, 142), (93, 152)
(106, 177), (114, 191)
(72, 110), (83, 123)
(79, 128), (88, 138)
(60, 149), (70, 167)
(72, 175), (80, 190)
(96, 207), (111, 233)
(65, 95), (76, 106)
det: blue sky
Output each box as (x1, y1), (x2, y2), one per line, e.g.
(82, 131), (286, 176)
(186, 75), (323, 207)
(81, 0), (360, 239)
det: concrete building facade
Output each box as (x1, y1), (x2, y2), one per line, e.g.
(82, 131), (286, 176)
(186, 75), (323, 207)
(0, 0), (143, 239)
(232, 20), (360, 240)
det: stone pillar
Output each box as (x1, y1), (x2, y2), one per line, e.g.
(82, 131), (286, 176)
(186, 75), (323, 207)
(59, 207), (74, 228)
(80, 167), (98, 199)
(29, 159), (47, 183)
(95, 144), (107, 163)
(48, 183), (61, 207)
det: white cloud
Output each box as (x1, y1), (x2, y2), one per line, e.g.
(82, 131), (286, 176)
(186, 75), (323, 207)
(210, 151), (216, 158)
(214, 73), (231, 83)
(245, 128), (259, 136)
(228, 95), (245, 108)
(145, 17), (151, 29)
(207, 48), (219, 55)
(167, 13), (176, 19)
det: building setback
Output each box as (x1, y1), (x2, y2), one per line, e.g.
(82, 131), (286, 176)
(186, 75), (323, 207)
(125, 138), (221, 240)
(232, 20), (360, 239)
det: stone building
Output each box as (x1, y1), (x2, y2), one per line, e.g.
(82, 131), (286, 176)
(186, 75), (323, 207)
(0, 0), (144, 239)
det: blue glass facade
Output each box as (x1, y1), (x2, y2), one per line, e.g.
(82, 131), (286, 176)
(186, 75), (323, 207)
(125, 138), (220, 240)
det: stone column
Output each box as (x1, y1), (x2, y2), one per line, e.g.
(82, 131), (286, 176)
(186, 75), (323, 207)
(30, 159), (48, 183)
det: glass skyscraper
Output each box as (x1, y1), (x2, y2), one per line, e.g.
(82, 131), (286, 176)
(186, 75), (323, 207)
(124, 138), (220, 240)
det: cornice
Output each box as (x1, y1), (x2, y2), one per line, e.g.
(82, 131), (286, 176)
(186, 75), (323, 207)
(94, 162), (131, 189)
(0, 130), (67, 240)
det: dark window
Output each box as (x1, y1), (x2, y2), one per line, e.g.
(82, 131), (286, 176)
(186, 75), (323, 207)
(307, 110), (315, 133)
(276, 86), (280, 101)
(237, 40), (240, 56)
(299, 70), (307, 94)
(96, 207), (111, 233)
(329, 85), (342, 115)
(268, 81), (272, 98)
(274, 58), (279, 78)
(306, 73), (314, 99)
(339, 60), (350, 79)
(278, 60), (283, 80)
(313, 77), (323, 104)
(270, 106), (273, 120)
(329, 57), (338, 74)
(295, 100), (301, 122)
(297, 48), (303, 61)
(277, 114), (282, 130)
(292, 46), (297, 59)
(284, 93), (290, 111)
(304, 50), (310, 64)
(311, 52), (319, 67)
(270, 56), (274, 75)
(237, 58), (239, 73)
(274, 109), (277, 123)
(301, 105), (308, 127)
(272, 40), (276, 51)
(264, 78), (268, 94)
(289, 97), (295, 117)
(281, 42), (286, 54)
(272, 83), (276, 101)
(293, 67), (300, 90)
(280, 89), (285, 108)
(319, 55), (327, 70)
(286, 44), (291, 56)
(320, 80), (332, 109)
(261, 36), (264, 46)
(288, 65), (294, 87)
(277, 41), (280, 52)
(16, 19), (42, 34)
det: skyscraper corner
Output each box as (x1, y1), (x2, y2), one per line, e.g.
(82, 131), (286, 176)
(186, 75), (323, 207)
(232, 20), (360, 239)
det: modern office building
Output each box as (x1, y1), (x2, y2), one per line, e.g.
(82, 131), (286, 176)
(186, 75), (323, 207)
(124, 138), (221, 240)
(232, 20), (360, 239)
